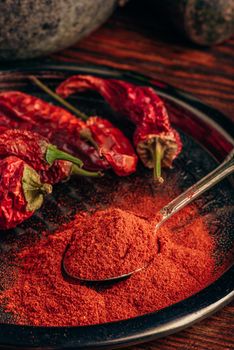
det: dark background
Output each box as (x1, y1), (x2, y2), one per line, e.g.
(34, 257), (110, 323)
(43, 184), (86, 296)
(53, 0), (234, 121)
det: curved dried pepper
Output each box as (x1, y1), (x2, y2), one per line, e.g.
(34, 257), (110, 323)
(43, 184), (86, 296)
(0, 89), (137, 176)
(0, 129), (100, 184)
(29, 77), (138, 177)
(0, 156), (52, 230)
(0, 92), (108, 171)
(57, 75), (182, 182)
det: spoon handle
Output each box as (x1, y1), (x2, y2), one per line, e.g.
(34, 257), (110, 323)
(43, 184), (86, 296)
(159, 149), (234, 222)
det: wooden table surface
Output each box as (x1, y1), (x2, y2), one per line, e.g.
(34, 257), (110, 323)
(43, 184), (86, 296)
(54, 1), (234, 349)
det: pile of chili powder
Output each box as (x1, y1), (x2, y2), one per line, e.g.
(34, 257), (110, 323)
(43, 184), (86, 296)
(0, 180), (217, 326)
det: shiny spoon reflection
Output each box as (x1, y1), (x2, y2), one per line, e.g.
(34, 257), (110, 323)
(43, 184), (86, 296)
(62, 149), (234, 283)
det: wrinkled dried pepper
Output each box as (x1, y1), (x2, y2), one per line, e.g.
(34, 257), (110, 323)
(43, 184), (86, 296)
(0, 86), (137, 176)
(0, 156), (52, 230)
(0, 128), (100, 184)
(0, 92), (106, 171)
(57, 75), (182, 182)
(29, 76), (138, 177)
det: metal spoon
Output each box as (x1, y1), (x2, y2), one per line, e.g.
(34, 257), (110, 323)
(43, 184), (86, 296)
(62, 149), (234, 283)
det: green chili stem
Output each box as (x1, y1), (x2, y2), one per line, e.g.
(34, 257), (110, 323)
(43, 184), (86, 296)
(29, 75), (88, 121)
(153, 140), (164, 183)
(30, 76), (100, 151)
(79, 129), (100, 152)
(46, 144), (84, 167)
(71, 164), (102, 178)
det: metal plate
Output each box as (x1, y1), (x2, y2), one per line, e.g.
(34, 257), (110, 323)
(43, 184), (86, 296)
(0, 62), (233, 349)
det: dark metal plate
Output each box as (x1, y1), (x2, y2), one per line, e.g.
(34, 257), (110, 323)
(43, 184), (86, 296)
(0, 62), (233, 349)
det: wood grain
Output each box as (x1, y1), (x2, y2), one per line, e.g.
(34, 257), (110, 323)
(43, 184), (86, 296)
(123, 303), (234, 349)
(53, 0), (234, 348)
(53, 0), (234, 121)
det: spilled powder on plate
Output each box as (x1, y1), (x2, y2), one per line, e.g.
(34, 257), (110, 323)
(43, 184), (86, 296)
(0, 180), (217, 326)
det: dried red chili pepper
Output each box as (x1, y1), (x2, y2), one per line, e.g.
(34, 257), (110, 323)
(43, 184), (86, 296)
(0, 156), (52, 230)
(29, 76), (138, 177)
(0, 92), (107, 171)
(0, 86), (137, 176)
(57, 75), (182, 182)
(0, 129), (100, 184)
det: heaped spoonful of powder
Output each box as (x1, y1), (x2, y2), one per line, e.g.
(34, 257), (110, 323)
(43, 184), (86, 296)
(62, 208), (156, 281)
(64, 148), (234, 283)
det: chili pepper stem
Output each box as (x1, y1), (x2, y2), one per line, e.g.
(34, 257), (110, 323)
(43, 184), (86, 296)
(29, 76), (89, 121)
(30, 76), (101, 153)
(153, 140), (164, 183)
(71, 164), (102, 177)
(79, 129), (100, 152)
(46, 144), (84, 167)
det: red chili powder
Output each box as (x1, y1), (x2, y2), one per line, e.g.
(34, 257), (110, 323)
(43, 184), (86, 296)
(0, 183), (215, 326)
(63, 208), (156, 281)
